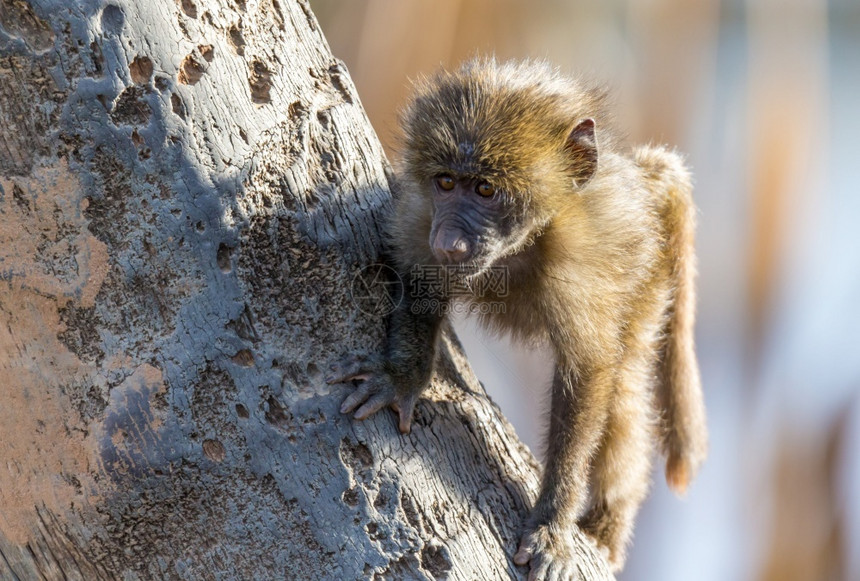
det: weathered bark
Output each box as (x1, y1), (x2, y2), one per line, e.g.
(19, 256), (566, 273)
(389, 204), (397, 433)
(0, 1), (613, 579)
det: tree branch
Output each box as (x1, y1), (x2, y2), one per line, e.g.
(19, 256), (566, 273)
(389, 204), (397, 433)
(0, 0), (613, 578)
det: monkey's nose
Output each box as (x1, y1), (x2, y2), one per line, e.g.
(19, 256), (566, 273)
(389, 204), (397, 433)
(432, 230), (470, 263)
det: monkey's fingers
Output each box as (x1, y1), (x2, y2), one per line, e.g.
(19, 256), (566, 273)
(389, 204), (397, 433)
(391, 393), (418, 434)
(325, 357), (372, 385)
(528, 558), (577, 581)
(339, 383), (374, 414)
(353, 391), (395, 420)
(527, 560), (548, 581)
(516, 526), (581, 581)
(328, 372), (372, 384)
(325, 356), (376, 385)
(514, 539), (534, 566)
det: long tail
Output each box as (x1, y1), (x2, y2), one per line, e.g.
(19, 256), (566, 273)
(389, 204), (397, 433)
(637, 146), (708, 495)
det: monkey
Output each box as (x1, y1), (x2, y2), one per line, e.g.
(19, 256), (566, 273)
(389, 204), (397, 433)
(326, 58), (707, 580)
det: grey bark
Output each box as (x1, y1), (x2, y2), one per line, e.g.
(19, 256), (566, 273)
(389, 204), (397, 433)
(0, 0), (613, 579)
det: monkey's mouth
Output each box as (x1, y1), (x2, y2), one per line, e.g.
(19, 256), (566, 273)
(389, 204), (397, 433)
(446, 261), (481, 276)
(445, 257), (498, 281)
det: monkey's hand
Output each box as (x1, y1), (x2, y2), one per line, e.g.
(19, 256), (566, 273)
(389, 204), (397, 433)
(326, 356), (420, 434)
(514, 523), (583, 581)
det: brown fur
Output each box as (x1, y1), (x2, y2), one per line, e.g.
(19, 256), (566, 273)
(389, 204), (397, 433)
(331, 58), (707, 578)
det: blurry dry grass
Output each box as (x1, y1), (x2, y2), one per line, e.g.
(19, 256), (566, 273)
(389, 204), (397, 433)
(745, 0), (829, 377)
(758, 412), (849, 581)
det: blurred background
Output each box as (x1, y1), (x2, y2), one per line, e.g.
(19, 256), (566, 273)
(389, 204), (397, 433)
(309, 1), (860, 579)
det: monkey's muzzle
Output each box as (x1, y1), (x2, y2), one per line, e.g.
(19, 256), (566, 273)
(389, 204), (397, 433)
(431, 227), (472, 263)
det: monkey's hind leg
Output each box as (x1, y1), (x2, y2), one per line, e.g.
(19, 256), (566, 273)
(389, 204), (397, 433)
(578, 354), (656, 571)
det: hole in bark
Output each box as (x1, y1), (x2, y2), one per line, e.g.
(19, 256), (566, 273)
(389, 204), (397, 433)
(180, 0), (198, 18)
(287, 100), (307, 121)
(89, 41), (104, 75)
(178, 54), (205, 85)
(270, 0), (284, 29)
(231, 349), (254, 367)
(420, 544), (452, 579)
(110, 86), (151, 125)
(132, 130), (151, 159)
(400, 491), (421, 530)
(365, 522), (379, 540)
(202, 439), (226, 462)
(264, 395), (293, 430)
(342, 487), (359, 507)
(373, 488), (389, 510)
(101, 4), (125, 35)
(129, 55), (153, 84)
(328, 63), (354, 105)
(249, 60), (272, 104)
(235, 403), (249, 418)
(11, 183), (30, 211)
(198, 44), (214, 62)
(228, 25), (245, 55)
(316, 109), (330, 127)
(195, 220), (205, 232)
(217, 243), (233, 273)
(340, 438), (374, 470)
(170, 93), (185, 118)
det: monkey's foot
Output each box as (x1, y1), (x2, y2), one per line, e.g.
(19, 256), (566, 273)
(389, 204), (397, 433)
(326, 357), (419, 434)
(578, 508), (629, 572)
(514, 523), (583, 581)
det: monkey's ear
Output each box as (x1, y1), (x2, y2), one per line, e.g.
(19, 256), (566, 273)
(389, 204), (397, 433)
(564, 118), (598, 186)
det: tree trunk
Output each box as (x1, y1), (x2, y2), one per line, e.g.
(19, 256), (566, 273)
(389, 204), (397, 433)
(0, 1), (613, 579)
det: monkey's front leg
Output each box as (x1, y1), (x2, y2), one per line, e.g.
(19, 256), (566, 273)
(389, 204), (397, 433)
(515, 365), (613, 581)
(327, 294), (445, 434)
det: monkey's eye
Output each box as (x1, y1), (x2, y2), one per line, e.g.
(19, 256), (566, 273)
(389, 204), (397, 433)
(475, 181), (495, 197)
(436, 176), (455, 191)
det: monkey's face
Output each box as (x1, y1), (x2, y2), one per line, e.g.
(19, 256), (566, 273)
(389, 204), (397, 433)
(400, 59), (603, 274)
(428, 174), (534, 273)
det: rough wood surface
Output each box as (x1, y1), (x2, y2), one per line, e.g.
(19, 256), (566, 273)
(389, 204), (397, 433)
(0, 0), (613, 579)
